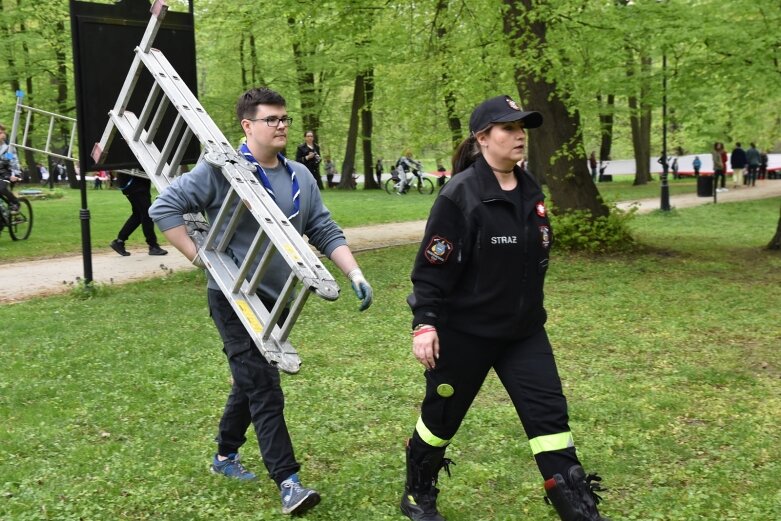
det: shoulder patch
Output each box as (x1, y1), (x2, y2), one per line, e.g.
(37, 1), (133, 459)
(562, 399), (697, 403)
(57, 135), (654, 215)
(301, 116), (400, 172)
(535, 200), (547, 218)
(424, 235), (454, 265)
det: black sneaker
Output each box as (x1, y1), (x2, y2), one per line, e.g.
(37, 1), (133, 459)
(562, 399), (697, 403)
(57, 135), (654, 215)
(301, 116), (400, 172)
(110, 239), (130, 256)
(148, 245), (168, 256)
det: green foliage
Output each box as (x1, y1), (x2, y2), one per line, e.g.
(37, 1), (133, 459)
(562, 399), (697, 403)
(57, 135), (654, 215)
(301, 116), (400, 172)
(549, 204), (637, 253)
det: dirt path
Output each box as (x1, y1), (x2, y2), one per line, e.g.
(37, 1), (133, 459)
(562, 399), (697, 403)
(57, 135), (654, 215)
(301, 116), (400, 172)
(2, 180), (779, 303)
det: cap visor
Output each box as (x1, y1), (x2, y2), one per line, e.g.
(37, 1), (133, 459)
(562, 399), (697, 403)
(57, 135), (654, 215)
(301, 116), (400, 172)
(494, 110), (543, 129)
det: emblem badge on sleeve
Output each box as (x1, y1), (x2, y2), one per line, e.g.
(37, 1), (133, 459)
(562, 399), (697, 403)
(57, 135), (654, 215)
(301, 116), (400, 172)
(535, 201), (547, 218)
(539, 225), (551, 249)
(424, 236), (454, 265)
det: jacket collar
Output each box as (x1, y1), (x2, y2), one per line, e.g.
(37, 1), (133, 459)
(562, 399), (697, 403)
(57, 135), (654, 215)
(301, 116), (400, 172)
(473, 155), (543, 203)
(474, 155), (513, 202)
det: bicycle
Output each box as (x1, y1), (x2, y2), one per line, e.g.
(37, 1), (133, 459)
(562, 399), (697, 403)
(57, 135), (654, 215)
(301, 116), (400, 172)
(0, 193), (33, 240)
(384, 168), (434, 195)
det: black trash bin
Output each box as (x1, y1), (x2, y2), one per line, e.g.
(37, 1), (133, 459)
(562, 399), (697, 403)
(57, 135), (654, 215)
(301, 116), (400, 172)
(697, 175), (713, 197)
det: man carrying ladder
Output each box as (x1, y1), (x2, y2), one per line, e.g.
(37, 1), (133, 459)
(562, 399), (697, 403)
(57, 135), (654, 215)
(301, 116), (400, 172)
(149, 87), (373, 515)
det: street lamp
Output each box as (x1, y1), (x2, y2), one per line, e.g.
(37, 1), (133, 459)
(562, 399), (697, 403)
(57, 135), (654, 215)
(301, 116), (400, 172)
(660, 51), (670, 211)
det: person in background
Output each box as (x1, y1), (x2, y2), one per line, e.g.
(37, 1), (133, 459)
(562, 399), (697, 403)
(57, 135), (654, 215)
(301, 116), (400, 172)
(692, 156), (701, 177)
(730, 143), (746, 188)
(149, 86), (373, 516)
(712, 142), (727, 192)
(110, 171), (168, 256)
(671, 156), (679, 180)
(37, 163), (49, 186)
(295, 130), (322, 190)
(0, 125), (21, 212)
(745, 143), (761, 187)
(588, 151), (598, 182)
(436, 161), (447, 187)
(375, 157), (384, 186)
(400, 94), (609, 521)
(324, 155), (337, 188)
(759, 149), (769, 180)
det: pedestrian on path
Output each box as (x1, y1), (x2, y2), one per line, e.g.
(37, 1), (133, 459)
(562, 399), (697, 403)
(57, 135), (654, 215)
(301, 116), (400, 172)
(149, 86), (373, 517)
(110, 172), (168, 256)
(400, 94), (609, 521)
(730, 143), (747, 188)
(746, 143), (761, 187)
(712, 142), (727, 192)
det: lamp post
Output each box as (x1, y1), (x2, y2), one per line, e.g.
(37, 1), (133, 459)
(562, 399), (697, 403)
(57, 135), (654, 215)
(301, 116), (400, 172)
(660, 51), (671, 211)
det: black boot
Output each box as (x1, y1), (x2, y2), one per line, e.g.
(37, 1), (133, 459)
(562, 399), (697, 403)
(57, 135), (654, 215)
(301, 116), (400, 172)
(544, 465), (610, 521)
(400, 442), (454, 521)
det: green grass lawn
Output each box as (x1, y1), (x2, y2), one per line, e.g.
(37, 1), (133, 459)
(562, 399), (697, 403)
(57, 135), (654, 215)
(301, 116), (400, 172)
(1, 198), (780, 520)
(595, 175), (698, 203)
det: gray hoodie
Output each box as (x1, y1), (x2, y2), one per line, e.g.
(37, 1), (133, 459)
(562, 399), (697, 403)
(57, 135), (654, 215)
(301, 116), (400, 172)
(149, 157), (346, 300)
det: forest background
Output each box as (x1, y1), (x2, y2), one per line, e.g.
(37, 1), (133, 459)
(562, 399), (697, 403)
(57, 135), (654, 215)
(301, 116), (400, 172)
(1, 0), (780, 215)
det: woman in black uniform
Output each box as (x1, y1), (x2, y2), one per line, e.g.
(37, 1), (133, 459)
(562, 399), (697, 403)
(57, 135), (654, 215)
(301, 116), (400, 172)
(400, 95), (609, 521)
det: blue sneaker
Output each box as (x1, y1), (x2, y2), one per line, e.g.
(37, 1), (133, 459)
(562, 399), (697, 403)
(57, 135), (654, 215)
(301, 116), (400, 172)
(280, 474), (321, 515)
(210, 453), (257, 481)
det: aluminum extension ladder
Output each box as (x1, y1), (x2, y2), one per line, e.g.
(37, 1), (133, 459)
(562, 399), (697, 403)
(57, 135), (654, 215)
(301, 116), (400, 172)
(92, 0), (339, 374)
(9, 90), (78, 163)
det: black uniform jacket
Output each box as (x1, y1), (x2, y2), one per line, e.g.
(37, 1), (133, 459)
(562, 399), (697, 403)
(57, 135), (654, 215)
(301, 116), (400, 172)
(295, 142), (321, 175)
(409, 155), (553, 339)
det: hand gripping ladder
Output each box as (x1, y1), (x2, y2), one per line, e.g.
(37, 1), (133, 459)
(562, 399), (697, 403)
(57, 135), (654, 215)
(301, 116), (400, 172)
(91, 0), (339, 374)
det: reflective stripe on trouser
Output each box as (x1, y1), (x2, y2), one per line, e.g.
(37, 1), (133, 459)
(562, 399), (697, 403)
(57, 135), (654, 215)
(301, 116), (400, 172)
(529, 431), (575, 455)
(415, 416), (451, 448)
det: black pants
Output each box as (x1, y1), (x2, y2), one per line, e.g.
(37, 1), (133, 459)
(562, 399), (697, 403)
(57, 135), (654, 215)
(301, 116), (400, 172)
(714, 169), (726, 188)
(410, 326), (579, 480)
(0, 180), (19, 206)
(747, 165), (759, 186)
(117, 189), (159, 247)
(208, 290), (298, 486)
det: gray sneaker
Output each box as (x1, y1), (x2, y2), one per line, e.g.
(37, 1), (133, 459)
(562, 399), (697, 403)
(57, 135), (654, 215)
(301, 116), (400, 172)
(280, 475), (321, 515)
(210, 453), (257, 481)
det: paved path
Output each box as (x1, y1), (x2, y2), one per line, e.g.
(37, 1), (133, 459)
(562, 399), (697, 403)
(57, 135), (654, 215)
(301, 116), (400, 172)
(2, 180), (779, 303)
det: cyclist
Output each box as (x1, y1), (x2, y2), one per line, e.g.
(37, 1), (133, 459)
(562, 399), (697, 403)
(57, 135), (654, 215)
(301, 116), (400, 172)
(395, 150), (424, 194)
(0, 125), (21, 212)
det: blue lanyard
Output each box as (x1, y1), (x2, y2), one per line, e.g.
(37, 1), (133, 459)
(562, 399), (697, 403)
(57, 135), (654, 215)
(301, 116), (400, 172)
(239, 143), (300, 218)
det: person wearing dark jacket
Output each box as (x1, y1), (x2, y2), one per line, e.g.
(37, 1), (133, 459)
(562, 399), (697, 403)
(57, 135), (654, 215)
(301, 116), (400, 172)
(295, 130), (322, 189)
(110, 172), (167, 256)
(745, 143), (761, 186)
(730, 143), (747, 188)
(399, 95), (609, 521)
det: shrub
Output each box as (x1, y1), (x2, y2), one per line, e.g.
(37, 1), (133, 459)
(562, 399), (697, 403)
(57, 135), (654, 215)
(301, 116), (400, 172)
(549, 204), (636, 253)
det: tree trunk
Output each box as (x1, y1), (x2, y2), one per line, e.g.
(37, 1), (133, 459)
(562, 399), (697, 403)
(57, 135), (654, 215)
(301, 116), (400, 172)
(288, 17), (320, 135)
(239, 35), (247, 89)
(597, 93), (615, 163)
(339, 73), (364, 189)
(361, 69), (378, 189)
(768, 203), (781, 250)
(21, 33), (36, 183)
(503, 0), (608, 217)
(628, 52), (653, 185)
(433, 0), (463, 149)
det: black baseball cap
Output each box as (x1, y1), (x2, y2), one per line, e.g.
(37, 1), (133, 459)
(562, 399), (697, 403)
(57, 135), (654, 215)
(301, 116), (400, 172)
(469, 95), (543, 134)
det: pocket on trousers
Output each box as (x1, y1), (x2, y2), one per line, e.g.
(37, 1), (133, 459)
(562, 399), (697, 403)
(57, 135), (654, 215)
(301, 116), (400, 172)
(424, 371), (458, 426)
(223, 339), (253, 359)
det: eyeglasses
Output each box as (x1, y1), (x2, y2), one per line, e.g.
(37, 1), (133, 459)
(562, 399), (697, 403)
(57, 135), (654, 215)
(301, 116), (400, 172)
(247, 116), (294, 127)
